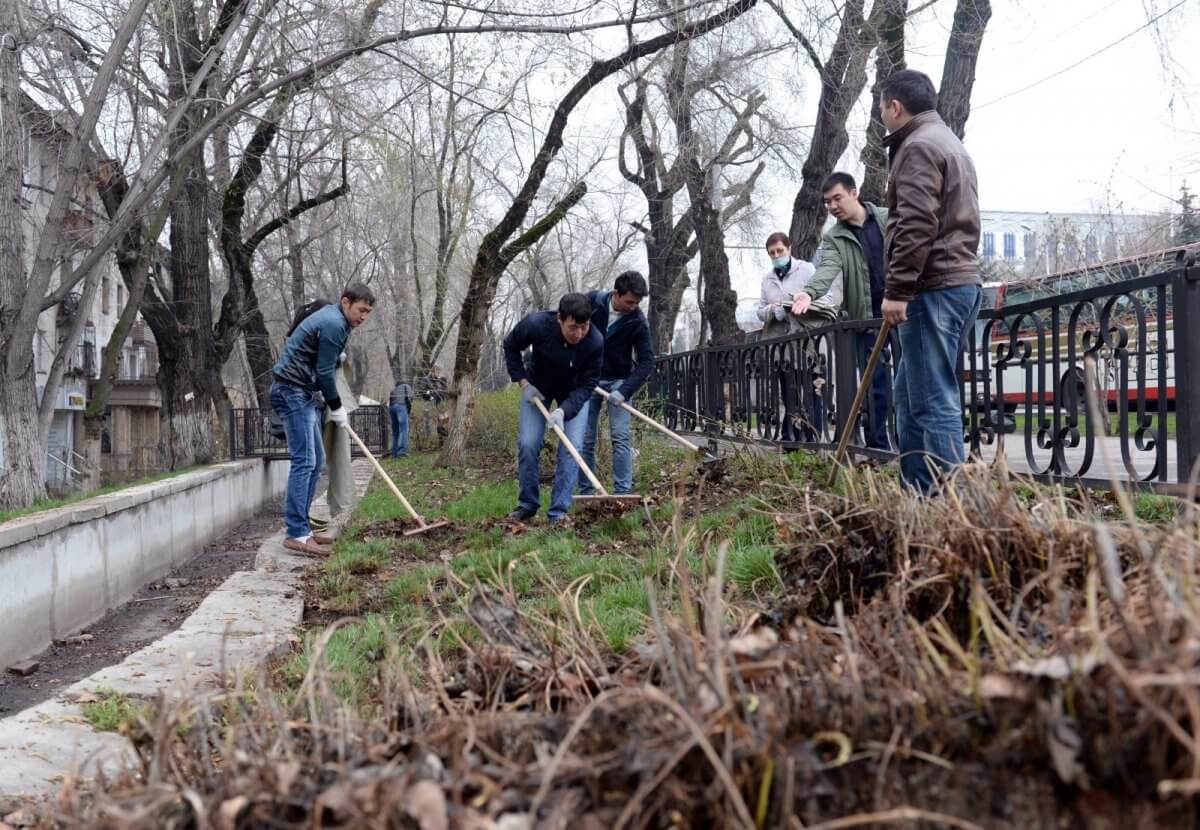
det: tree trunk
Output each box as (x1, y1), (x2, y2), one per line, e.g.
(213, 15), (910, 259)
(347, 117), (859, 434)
(937, 0), (992, 140)
(241, 278), (274, 408)
(0, 0), (46, 508)
(786, 0), (872, 260)
(858, 0), (907, 206)
(649, 258), (692, 354)
(694, 203), (741, 346)
(155, 0), (223, 468)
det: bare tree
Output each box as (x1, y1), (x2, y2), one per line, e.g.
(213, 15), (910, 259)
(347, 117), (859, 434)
(441, 0), (758, 466)
(0, 0), (151, 506)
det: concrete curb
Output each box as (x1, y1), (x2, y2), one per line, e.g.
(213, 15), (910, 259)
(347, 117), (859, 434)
(0, 458), (376, 799)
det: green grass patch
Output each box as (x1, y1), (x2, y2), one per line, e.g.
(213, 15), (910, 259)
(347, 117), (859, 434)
(1010, 411), (1177, 439)
(1133, 492), (1182, 525)
(443, 481), (517, 521)
(81, 689), (145, 732)
(327, 537), (392, 576)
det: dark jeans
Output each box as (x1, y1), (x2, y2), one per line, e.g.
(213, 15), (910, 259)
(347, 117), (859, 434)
(894, 285), (982, 493)
(856, 330), (893, 451)
(269, 382), (325, 539)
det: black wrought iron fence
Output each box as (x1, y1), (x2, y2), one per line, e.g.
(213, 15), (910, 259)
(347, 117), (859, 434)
(228, 404), (388, 459)
(648, 262), (1200, 487)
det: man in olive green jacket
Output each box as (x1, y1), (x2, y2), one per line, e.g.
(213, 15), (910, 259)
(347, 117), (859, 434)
(805, 171), (892, 450)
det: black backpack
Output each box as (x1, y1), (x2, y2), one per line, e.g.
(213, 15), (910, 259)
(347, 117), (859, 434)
(269, 299), (329, 441)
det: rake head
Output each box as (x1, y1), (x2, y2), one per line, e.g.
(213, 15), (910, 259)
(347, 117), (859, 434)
(403, 520), (452, 537)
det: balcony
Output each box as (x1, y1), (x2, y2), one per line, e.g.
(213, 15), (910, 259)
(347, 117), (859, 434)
(64, 342), (96, 377)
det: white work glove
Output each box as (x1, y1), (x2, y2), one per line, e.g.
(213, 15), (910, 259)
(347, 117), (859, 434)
(337, 351), (347, 366)
(547, 408), (565, 432)
(772, 304), (787, 321)
(791, 292), (813, 315)
(521, 383), (544, 404)
(328, 406), (349, 427)
(608, 389), (626, 406)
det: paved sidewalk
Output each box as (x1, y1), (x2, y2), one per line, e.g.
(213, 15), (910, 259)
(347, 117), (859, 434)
(0, 458), (375, 798)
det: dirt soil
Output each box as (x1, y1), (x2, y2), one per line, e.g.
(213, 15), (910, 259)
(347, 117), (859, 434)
(0, 506), (282, 717)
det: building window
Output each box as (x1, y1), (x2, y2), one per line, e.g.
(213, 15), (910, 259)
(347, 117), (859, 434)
(1003, 232), (1016, 260)
(982, 232), (996, 260)
(1023, 232), (1037, 261)
(117, 282), (124, 313)
(102, 276), (111, 313)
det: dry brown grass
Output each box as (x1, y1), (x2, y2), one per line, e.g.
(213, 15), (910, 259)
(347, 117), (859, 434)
(31, 456), (1200, 829)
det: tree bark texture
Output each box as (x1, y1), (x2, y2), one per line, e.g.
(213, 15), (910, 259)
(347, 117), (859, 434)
(619, 77), (696, 354)
(937, 0), (992, 140)
(441, 0), (756, 466)
(150, 0), (225, 468)
(0, 0), (46, 507)
(782, 0), (874, 260)
(858, 0), (907, 206)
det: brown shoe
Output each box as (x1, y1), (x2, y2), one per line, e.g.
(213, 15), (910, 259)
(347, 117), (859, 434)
(283, 537), (330, 556)
(311, 532), (336, 546)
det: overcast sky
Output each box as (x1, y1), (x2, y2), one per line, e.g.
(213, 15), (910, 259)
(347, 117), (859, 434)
(953, 0), (1198, 214)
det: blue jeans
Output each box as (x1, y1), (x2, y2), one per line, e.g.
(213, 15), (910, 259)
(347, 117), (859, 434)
(389, 404), (409, 456)
(893, 285), (982, 494)
(270, 382), (326, 538)
(517, 397), (589, 520)
(856, 330), (893, 451)
(579, 380), (634, 495)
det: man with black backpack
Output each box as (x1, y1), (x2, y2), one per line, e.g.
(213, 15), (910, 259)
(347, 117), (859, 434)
(270, 283), (375, 555)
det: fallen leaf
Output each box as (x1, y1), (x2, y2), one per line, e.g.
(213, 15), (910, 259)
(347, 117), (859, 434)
(216, 797), (249, 830)
(275, 761), (302, 796)
(728, 627), (779, 658)
(1047, 716), (1086, 785)
(73, 691), (101, 704)
(404, 780), (448, 830)
(979, 674), (1033, 702)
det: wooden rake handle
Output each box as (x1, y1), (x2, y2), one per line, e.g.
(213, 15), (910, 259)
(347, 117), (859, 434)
(531, 396), (609, 496)
(593, 386), (702, 453)
(342, 422), (429, 528)
(828, 320), (891, 485)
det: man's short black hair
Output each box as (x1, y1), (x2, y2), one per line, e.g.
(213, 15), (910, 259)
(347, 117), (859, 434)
(558, 292), (593, 323)
(880, 69), (937, 116)
(822, 172), (857, 194)
(614, 270), (648, 297)
(342, 282), (376, 306)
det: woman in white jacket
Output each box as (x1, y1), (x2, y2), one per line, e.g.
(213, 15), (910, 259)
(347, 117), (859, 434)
(755, 231), (841, 441)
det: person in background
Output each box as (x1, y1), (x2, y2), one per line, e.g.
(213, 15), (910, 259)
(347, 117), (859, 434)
(389, 378), (412, 458)
(504, 293), (603, 525)
(270, 282), (374, 555)
(807, 171), (892, 451)
(756, 231), (840, 441)
(579, 270), (654, 496)
(879, 69), (982, 493)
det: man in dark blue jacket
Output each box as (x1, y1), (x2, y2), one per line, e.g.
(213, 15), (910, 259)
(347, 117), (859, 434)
(270, 283), (374, 555)
(504, 293), (603, 524)
(579, 271), (654, 495)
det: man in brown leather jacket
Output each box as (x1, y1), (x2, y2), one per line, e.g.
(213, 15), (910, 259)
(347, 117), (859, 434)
(879, 69), (982, 494)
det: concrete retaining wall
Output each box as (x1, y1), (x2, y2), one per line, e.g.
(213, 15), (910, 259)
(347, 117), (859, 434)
(0, 459), (288, 671)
